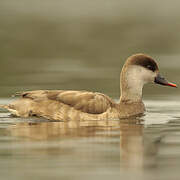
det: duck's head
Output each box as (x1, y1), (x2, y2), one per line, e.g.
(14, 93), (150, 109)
(120, 54), (177, 101)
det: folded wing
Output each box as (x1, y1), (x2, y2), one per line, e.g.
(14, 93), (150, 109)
(16, 90), (115, 114)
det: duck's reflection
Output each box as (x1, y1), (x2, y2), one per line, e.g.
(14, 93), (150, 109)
(7, 118), (156, 170)
(120, 120), (144, 169)
(8, 119), (122, 140)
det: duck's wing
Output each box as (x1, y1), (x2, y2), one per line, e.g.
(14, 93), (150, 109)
(16, 90), (115, 114)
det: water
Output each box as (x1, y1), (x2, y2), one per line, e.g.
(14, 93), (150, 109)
(1, 0), (180, 179)
(0, 97), (180, 180)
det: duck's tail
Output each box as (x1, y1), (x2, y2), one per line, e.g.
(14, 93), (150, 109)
(0, 104), (20, 117)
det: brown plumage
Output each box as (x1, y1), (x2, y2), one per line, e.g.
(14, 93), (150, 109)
(0, 54), (176, 121)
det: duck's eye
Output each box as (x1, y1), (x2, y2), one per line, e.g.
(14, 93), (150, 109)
(146, 65), (154, 71)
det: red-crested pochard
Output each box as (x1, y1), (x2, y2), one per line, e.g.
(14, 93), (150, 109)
(0, 54), (177, 120)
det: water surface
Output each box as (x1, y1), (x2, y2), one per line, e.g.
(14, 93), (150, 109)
(0, 97), (180, 180)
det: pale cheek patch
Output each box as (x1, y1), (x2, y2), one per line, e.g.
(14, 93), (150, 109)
(127, 65), (156, 86)
(143, 70), (156, 83)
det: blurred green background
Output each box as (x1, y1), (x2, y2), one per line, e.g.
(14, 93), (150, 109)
(0, 0), (179, 98)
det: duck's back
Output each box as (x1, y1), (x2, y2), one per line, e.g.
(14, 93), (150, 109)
(2, 90), (118, 120)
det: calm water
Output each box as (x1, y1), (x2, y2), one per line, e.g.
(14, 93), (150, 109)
(0, 97), (180, 180)
(0, 0), (180, 179)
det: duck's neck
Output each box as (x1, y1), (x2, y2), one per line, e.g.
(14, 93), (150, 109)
(119, 66), (144, 103)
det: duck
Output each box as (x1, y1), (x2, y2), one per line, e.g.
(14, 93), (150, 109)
(0, 53), (177, 121)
